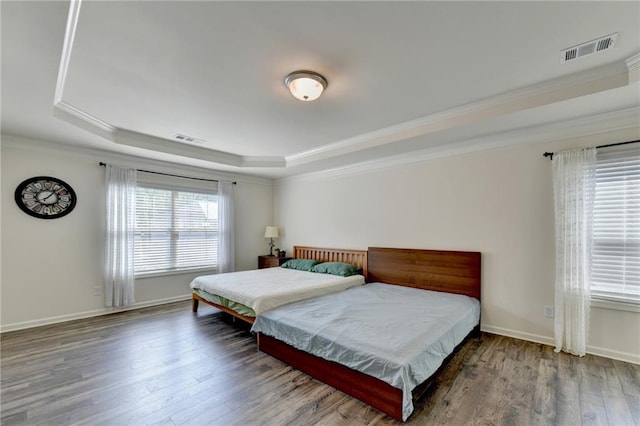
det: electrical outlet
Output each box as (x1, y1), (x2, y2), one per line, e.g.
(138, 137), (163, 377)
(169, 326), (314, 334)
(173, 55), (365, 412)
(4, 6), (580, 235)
(93, 286), (103, 296)
(544, 305), (554, 318)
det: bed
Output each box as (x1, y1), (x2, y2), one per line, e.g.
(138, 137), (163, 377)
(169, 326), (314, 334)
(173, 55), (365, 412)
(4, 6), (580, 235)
(190, 245), (368, 324)
(252, 246), (481, 421)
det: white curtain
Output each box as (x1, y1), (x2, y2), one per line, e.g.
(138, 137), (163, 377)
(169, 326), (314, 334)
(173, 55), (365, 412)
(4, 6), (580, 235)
(217, 180), (235, 273)
(552, 147), (596, 356)
(104, 165), (137, 307)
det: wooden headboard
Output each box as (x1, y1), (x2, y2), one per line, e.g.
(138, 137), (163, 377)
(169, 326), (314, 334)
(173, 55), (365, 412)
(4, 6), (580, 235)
(367, 247), (481, 300)
(293, 245), (368, 278)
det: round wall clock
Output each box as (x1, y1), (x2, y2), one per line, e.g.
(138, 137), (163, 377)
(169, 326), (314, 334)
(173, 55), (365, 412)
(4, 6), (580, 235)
(14, 176), (77, 219)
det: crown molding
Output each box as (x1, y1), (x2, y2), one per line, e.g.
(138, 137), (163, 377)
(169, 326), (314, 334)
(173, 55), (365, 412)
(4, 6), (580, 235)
(626, 52), (640, 72)
(53, 100), (287, 168)
(53, 0), (286, 169)
(52, 100), (115, 136)
(111, 127), (245, 166)
(53, 0), (82, 105)
(626, 52), (640, 83)
(240, 156), (287, 167)
(278, 107), (640, 184)
(54, 1), (639, 173)
(0, 133), (274, 186)
(285, 59), (632, 167)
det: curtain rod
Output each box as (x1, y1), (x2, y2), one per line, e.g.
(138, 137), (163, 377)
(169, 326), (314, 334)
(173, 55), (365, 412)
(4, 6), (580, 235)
(99, 162), (237, 184)
(543, 139), (639, 160)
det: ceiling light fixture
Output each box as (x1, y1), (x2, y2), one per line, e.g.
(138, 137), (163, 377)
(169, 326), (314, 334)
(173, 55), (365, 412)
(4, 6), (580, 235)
(284, 71), (328, 101)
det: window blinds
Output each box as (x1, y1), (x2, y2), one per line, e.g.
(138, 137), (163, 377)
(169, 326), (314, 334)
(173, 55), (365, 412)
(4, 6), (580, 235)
(135, 186), (218, 274)
(591, 145), (640, 302)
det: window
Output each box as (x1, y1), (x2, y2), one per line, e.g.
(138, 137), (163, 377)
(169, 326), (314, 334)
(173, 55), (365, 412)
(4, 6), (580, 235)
(135, 185), (218, 275)
(591, 145), (639, 305)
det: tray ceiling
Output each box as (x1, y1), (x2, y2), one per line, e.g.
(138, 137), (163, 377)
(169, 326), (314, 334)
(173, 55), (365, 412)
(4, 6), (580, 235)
(2, 1), (639, 177)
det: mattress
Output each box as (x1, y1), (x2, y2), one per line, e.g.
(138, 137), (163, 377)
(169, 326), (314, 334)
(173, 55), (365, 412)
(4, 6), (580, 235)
(251, 283), (481, 420)
(192, 288), (257, 317)
(189, 267), (365, 316)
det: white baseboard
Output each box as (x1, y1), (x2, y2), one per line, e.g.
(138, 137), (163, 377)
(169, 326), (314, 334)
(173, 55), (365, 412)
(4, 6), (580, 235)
(0, 294), (192, 333)
(586, 344), (640, 365)
(482, 324), (640, 365)
(481, 324), (555, 346)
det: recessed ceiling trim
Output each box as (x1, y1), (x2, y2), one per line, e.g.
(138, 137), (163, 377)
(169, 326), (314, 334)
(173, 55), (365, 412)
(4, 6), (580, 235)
(53, 99), (288, 167)
(627, 52), (640, 71)
(52, 0), (287, 169)
(281, 106), (640, 184)
(626, 52), (640, 83)
(113, 128), (244, 165)
(54, 0), (82, 104)
(239, 156), (287, 167)
(1, 134), (274, 187)
(54, 0), (639, 172)
(53, 100), (114, 135)
(285, 58), (633, 168)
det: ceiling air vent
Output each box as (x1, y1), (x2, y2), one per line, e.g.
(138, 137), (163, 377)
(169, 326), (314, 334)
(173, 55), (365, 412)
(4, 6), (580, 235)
(173, 133), (205, 144)
(561, 33), (618, 63)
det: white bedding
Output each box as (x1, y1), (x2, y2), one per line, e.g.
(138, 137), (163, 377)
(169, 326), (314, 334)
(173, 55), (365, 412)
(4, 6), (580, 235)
(251, 283), (480, 421)
(189, 267), (365, 316)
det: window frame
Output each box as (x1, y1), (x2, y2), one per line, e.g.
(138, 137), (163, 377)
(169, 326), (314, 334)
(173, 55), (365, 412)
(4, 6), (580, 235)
(134, 181), (219, 277)
(589, 144), (639, 311)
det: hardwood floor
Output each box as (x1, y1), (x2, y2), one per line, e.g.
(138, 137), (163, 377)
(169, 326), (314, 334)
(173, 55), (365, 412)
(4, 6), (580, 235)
(1, 301), (638, 425)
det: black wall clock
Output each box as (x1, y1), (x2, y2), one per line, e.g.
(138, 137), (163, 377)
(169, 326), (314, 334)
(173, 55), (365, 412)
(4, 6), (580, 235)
(14, 176), (77, 219)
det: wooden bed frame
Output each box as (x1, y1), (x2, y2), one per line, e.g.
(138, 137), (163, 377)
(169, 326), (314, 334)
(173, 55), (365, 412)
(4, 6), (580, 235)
(257, 246), (481, 421)
(191, 245), (368, 324)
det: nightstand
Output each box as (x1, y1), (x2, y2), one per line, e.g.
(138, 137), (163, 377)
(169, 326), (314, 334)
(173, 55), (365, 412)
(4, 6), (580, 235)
(258, 255), (292, 269)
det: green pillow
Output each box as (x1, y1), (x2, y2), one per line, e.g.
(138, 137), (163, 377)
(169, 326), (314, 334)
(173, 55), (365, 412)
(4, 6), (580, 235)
(280, 258), (320, 272)
(311, 262), (362, 277)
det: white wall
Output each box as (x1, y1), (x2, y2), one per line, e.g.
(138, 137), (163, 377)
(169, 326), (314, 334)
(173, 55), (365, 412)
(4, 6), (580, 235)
(1, 136), (274, 330)
(3, 129), (638, 363)
(275, 128), (640, 364)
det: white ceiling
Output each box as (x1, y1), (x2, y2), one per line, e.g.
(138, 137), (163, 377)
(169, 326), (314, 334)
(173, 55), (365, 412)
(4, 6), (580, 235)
(2, 1), (639, 178)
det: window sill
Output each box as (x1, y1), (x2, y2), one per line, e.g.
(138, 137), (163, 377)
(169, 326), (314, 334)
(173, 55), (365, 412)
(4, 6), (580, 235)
(136, 267), (217, 279)
(591, 297), (640, 313)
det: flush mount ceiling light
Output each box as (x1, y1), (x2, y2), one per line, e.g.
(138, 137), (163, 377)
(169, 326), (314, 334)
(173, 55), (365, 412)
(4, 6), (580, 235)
(284, 71), (328, 101)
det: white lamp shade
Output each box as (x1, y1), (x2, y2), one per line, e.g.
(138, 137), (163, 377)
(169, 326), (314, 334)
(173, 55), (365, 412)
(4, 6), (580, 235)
(284, 71), (328, 102)
(264, 226), (279, 238)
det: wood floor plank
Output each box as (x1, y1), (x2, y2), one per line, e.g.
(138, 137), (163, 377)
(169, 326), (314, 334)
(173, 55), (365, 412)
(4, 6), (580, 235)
(2, 301), (639, 426)
(577, 360), (608, 426)
(531, 357), (558, 426)
(601, 364), (636, 426)
(555, 350), (584, 425)
(612, 359), (640, 423)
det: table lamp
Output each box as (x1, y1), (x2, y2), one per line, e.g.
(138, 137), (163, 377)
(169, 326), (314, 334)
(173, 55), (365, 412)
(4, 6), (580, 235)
(264, 226), (279, 256)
